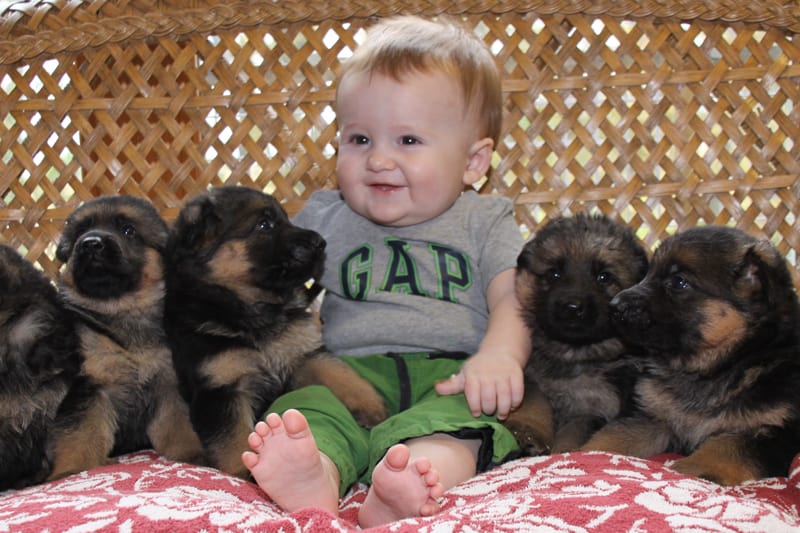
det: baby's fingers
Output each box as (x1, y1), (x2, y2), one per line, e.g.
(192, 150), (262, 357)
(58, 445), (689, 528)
(434, 371), (465, 396)
(463, 376), (499, 418)
(494, 381), (513, 420)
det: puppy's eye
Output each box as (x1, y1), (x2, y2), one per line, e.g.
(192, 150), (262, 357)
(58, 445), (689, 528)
(667, 274), (690, 290)
(121, 224), (136, 239)
(544, 269), (561, 283)
(255, 219), (275, 231)
(596, 271), (613, 284)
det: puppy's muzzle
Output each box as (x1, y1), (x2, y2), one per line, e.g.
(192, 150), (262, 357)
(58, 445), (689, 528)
(74, 232), (124, 276)
(609, 290), (651, 330)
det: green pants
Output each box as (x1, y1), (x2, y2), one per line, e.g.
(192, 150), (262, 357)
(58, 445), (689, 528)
(268, 352), (521, 497)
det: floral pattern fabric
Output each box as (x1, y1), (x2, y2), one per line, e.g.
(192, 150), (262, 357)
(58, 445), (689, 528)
(1, 451), (798, 532)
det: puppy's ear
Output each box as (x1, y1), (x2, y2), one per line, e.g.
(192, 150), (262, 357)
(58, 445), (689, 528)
(736, 239), (792, 308)
(516, 243), (536, 273)
(55, 224), (74, 263)
(170, 196), (221, 255)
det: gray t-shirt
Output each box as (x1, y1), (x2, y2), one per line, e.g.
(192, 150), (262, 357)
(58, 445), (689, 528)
(293, 189), (524, 356)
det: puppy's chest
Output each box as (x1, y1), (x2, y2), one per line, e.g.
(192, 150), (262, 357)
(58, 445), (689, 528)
(200, 318), (323, 389)
(79, 326), (170, 385)
(547, 373), (621, 418)
(638, 373), (792, 446)
(530, 337), (627, 380)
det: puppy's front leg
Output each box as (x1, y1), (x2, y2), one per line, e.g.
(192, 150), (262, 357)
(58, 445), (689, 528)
(502, 385), (553, 455)
(552, 415), (607, 453)
(580, 416), (671, 457)
(191, 388), (253, 478)
(48, 389), (117, 480)
(148, 382), (207, 466)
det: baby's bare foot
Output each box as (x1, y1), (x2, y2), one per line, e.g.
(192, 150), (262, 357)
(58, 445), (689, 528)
(358, 444), (444, 527)
(241, 409), (339, 514)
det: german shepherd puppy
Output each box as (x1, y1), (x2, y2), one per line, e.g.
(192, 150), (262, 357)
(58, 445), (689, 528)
(48, 195), (205, 479)
(165, 186), (387, 477)
(581, 226), (800, 485)
(504, 214), (648, 454)
(0, 245), (81, 489)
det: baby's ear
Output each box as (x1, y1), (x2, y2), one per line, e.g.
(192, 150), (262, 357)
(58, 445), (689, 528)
(463, 137), (494, 185)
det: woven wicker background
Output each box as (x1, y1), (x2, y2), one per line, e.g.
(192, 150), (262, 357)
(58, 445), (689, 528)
(0, 0), (798, 288)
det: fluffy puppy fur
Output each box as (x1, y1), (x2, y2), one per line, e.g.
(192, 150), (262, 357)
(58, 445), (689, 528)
(48, 195), (205, 479)
(504, 213), (648, 454)
(581, 226), (800, 485)
(0, 245), (81, 489)
(165, 186), (387, 477)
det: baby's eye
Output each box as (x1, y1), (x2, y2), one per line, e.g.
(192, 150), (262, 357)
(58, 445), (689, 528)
(348, 134), (370, 145)
(400, 135), (421, 145)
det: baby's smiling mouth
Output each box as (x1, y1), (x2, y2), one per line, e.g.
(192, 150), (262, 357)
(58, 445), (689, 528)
(370, 183), (404, 192)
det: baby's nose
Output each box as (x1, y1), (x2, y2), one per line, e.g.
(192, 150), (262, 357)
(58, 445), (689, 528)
(367, 150), (396, 171)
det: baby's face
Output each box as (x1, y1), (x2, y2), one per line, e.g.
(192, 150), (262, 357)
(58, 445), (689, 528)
(335, 70), (489, 227)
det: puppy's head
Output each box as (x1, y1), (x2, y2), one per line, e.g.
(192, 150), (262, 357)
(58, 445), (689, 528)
(609, 225), (797, 371)
(167, 186), (325, 307)
(0, 244), (80, 381)
(56, 195), (168, 301)
(516, 213), (648, 344)
(0, 244), (54, 308)
(0, 245), (57, 363)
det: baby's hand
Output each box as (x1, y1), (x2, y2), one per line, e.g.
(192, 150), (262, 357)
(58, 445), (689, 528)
(435, 352), (524, 420)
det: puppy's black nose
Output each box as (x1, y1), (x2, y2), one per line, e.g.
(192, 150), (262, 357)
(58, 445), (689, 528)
(296, 230), (325, 254)
(79, 235), (105, 254)
(609, 294), (625, 320)
(308, 232), (325, 253)
(564, 301), (585, 318)
(285, 228), (326, 266)
(610, 293), (650, 329)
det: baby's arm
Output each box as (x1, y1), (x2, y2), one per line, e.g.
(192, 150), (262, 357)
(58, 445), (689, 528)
(435, 268), (531, 419)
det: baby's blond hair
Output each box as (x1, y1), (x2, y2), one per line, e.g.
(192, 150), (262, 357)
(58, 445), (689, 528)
(336, 15), (503, 146)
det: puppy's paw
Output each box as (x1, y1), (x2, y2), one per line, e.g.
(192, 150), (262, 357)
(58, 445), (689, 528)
(348, 399), (390, 429)
(670, 435), (761, 486)
(48, 456), (117, 481)
(670, 455), (757, 486)
(504, 421), (551, 456)
(336, 378), (388, 428)
(293, 354), (389, 427)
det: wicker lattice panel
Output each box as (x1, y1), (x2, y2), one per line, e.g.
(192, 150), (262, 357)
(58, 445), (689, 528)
(0, 0), (798, 288)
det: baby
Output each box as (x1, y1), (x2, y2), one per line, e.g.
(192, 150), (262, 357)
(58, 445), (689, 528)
(242, 15), (530, 527)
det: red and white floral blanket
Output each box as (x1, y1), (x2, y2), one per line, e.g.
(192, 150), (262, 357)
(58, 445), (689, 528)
(1, 451), (799, 532)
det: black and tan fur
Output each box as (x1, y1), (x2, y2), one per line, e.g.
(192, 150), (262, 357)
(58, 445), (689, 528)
(48, 195), (205, 479)
(0, 245), (81, 489)
(504, 214), (648, 454)
(581, 226), (800, 485)
(164, 186), (387, 477)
